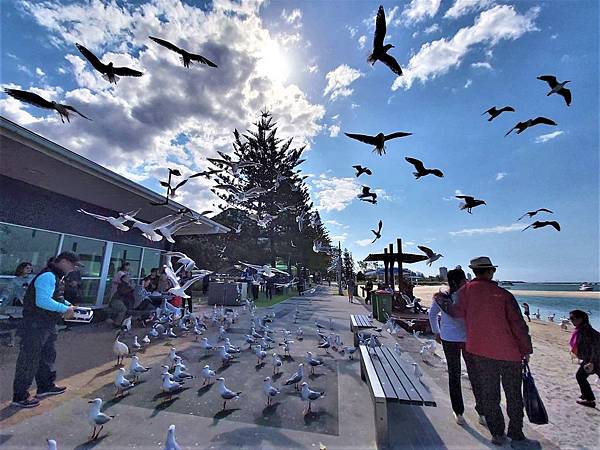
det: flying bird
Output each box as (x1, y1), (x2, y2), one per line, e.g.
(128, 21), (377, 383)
(456, 195), (486, 214)
(77, 208), (140, 231)
(4, 89), (91, 123)
(405, 157), (444, 179)
(517, 208), (554, 221)
(482, 106), (515, 121)
(358, 186), (377, 202)
(149, 36), (217, 68)
(76, 43), (143, 84)
(367, 5), (402, 76)
(371, 220), (383, 243)
(537, 75), (571, 106)
(523, 221), (561, 232)
(352, 165), (372, 177)
(345, 131), (412, 155)
(418, 245), (443, 266)
(505, 117), (557, 136)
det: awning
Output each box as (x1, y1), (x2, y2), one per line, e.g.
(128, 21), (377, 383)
(364, 252), (427, 264)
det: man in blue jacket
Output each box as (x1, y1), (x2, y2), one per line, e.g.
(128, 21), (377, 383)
(11, 252), (80, 408)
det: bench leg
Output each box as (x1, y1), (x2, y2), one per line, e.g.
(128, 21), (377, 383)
(374, 399), (389, 449)
(354, 332), (360, 347)
(360, 354), (366, 382)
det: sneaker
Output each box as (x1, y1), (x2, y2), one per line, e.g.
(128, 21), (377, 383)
(36, 385), (67, 398)
(478, 414), (487, 427)
(454, 413), (466, 426)
(510, 438), (541, 449)
(491, 435), (507, 446)
(576, 399), (596, 407)
(11, 397), (40, 408)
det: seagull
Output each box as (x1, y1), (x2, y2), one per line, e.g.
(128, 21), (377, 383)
(46, 439), (57, 450)
(4, 88), (91, 123)
(224, 338), (241, 353)
(131, 336), (141, 350)
(161, 372), (184, 401)
(201, 364), (216, 385)
(168, 348), (180, 368)
(522, 221), (561, 232)
(163, 424), (182, 450)
(505, 117), (557, 136)
(216, 377), (241, 410)
(352, 165), (372, 177)
(517, 208), (554, 221)
(213, 184), (267, 202)
(254, 345), (267, 364)
(164, 264), (211, 298)
(263, 376), (280, 406)
(358, 186), (377, 202)
(279, 339), (293, 356)
(87, 398), (114, 441)
(412, 362), (423, 381)
(418, 245), (443, 266)
(149, 36), (217, 69)
(127, 355), (150, 382)
(76, 43), (143, 84)
(296, 212), (306, 232)
(538, 75), (571, 106)
(306, 351), (324, 374)
(158, 219), (195, 244)
(173, 362), (193, 382)
(456, 195), (486, 214)
(405, 157), (444, 179)
(218, 346), (234, 366)
(114, 367), (135, 397)
(371, 220), (383, 243)
(482, 106), (515, 121)
(142, 335), (151, 344)
(345, 131), (412, 155)
(367, 5), (402, 77)
(123, 213), (184, 241)
(113, 333), (129, 365)
(341, 346), (357, 360)
(77, 208), (140, 231)
(318, 335), (332, 353)
(284, 363), (305, 390)
(301, 382), (325, 415)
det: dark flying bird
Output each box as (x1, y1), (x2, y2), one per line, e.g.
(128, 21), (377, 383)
(482, 106), (515, 121)
(4, 89), (91, 123)
(371, 220), (383, 243)
(367, 6), (402, 76)
(505, 117), (557, 136)
(404, 157), (444, 179)
(522, 221), (561, 232)
(345, 131), (412, 155)
(537, 75), (571, 106)
(149, 36), (217, 69)
(456, 195), (486, 214)
(352, 165), (372, 177)
(358, 186), (377, 202)
(418, 245), (443, 266)
(517, 208), (554, 221)
(76, 43), (143, 84)
(361, 198), (378, 204)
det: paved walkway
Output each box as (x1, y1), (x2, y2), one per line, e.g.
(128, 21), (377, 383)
(0, 286), (556, 449)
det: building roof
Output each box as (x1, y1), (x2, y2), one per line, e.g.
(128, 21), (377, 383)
(0, 117), (229, 235)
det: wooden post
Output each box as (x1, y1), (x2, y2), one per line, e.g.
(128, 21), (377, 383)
(383, 248), (389, 286)
(397, 238), (403, 294)
(388, 243), (395, 292)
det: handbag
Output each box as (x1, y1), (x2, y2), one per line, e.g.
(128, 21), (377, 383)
(522, 362), (549, 425)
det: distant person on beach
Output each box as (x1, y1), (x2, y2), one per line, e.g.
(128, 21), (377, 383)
(522, 303), (531, 322)
(436, 256), (534, 448)
(569, 309), (600, 408)
(429, 268), (484, 426)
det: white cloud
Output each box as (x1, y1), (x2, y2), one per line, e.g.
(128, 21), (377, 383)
(402, 0), (442, 25)
(281, 8), (302, 27)
(346, 25), (358, 38)
(363, 6), (401, 30)
(328, 124), (340, 137)
(449, 223), (523, 236)
(496, 172), (507, 181)
(355, 239), (374, 247)
(323, 65), (363, 101)
(424, 23), (440, 34)
(534, 130), (564, 143)
(358, 35), (367, 49)
(330, 233), (348, 242)
(464, 79), (472, 88)
(471, 61), (492, 70)
(324, 219), (349, 229)
(312, 176), (360, 212)
(393, 5), (540, 90)
(551, 34), (558, 39)
(444, 0), (494, 19)
(17, 64), (32, 76)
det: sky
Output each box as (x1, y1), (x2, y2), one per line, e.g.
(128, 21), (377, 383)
(1, 0), (598, 282)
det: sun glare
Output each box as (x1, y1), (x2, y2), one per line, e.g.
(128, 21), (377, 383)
(257, 40), (291, 83)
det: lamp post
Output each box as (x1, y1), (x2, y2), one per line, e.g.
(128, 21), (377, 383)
(337, 241), (343, 295)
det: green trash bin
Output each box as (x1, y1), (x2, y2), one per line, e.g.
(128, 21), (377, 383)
(371, 292), (380, 319)
(372, 291), (392, 321)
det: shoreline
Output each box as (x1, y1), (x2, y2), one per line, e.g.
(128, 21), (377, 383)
(413, 284), (600, 299)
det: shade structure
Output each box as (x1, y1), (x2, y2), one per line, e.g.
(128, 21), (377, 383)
(364, 252), (427, 264)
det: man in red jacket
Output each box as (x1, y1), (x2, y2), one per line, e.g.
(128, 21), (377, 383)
(439, 257), (536, 449)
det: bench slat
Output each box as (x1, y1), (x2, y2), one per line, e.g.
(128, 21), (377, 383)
(375, 347), (424, 405)
(359, 345), (386, 399)
(372, 347), (416, 404)
(365, 347), (399, 401)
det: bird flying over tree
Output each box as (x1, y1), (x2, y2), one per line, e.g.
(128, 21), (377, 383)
(149, 36), (217, 68)
(345, 131), (412, 155)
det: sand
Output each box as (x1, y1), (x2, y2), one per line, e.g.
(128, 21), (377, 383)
(414, 285), (600, 449)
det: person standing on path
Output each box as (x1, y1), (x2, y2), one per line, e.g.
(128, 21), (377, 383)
(11, 252), (79, 408)
(364, 279), (374, 305)
(346, 278), (356, 303)
(569, 309), (600, 408)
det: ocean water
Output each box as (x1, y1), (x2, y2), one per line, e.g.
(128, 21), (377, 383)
(513, 295), (600, 329)
(505, 282), (598, 292)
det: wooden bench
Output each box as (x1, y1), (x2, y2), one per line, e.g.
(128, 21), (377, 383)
(359, 345), (436, 449)
(350, 314), (375, 346)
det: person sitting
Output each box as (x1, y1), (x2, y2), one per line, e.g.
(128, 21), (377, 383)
(147, 268), (160, 293)
(107, 273), (134, 327)
(1, 262), (34, 308)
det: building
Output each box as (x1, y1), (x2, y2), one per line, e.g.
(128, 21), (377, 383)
(0, 117), (229, 307)
(439, 266), (448, 281)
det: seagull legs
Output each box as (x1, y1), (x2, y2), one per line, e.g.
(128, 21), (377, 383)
(222, 400), (227, 411)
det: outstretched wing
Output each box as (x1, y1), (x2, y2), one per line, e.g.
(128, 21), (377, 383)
(76, 43), (106, 72)
(345, 133), (378, 145)
(379, 53), (402, 76)
(558, 88), (571, 106)
(548, 221), (561, 231)
(517, 212), (528, 221)
(536, 208), (554, 214)
(499, 106), (515, 113)
(361, 185), (371, 195)
(77, 209), (108, 221)
(113, 66), (143, 77)
(149, 213), (183, 229)
(377, 220), (383, 233)
(5, 89), (54, 109)
(373, 5), (386, 50)
(455, 195), (474, 202)
(181, 274), (209, 291)
(504, 125), (517, 137)
(189, 53), (218, 67)
(405, 157), (425, 172)
(171, 178), (189, 192)
(430, 169), (444, 178)
(418, 245), (434, 258)
(531, 116), (557, 126)
(385, 131), (412, 140)
(537, 75), (558, 88)
(149, 36), (183, 54)
(63, 104), (92, 120)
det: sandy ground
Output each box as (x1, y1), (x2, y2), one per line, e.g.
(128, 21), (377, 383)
(414, 285), (600, 450)
(414, 285), (600, 299)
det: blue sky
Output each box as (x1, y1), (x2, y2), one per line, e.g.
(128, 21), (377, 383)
(1, 0), (598, 281)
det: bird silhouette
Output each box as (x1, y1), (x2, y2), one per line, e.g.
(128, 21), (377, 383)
(482, 106), (515, 121)
(367, 6), (402, 76)
(418, 245), (443, 266)
(517, 208), (554, 221)
(352, 165), (372, 177)
(456, 195), (486, 213)
(76, 43), (143, 84)
(345, 131), (412, 155)
(537, 75), (571, 106)
(149, 36), (217, 68)
(405, 157), (444, 179)
(358, 185), (377, 203)
(4, 89), (91, 123)
(371, 220), (383, 243)
(505, 116), (557, 136)
(523, 221), (561, 232)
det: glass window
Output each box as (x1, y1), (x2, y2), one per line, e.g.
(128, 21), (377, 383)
(60, 235), (105, 277)
(140, 249), (162, 278)
(0, 223), (61, 275)
(109, 243), (142, 279)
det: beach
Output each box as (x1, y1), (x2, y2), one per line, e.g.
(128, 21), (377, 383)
(415, 285), (600, 449)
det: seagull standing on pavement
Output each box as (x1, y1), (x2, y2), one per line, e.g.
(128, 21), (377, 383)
(263, 376), (281, 406)
(306, 351), (324, 374)
(272, 353), (283, 374)
(537, 75), (572, 106)
(216, 377), (241, 410)
(114, 368), (135, 397)
(163, 424), (182, 450)
(301, 382), (325, 415)
(87, 398), (114, 440)
(201, 364), (216, 385)
(284, 363), (305, 390)
(127, 355), (150, 382)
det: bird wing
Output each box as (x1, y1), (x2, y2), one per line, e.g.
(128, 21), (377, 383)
(522, 223), (535, 231)
(483, 107), (496, 115)
(558, 88), (571, 106)
(455, 195), (474, 202)
(379, 53), (403, 76)
(385, 131), (412, 140)
(537, 75), (558, 88)
(536, 208), (554, 214)
(113, 66), (144, 77)
(352, 165), (362, 172)
(405, 157), (425, 172)
(377, 220), (382, 233)
(189, 52), (218, 67)
(76, 43), (106, 72)
(5, 89), (54, 109)
(345, 133), (378, 145)
(500, 106), (515, 113)
(172, 178), (188, 192)
(62, 104), (92, 120)
(181, 275), (207, 291)
(165, 251), (187, 259)
(214, 184), (240, 194)
(430, 169), (444, 177)
(418, 245), (434, 258)
(517, 212), (528, 221)
(149, 36), (183, 54)
(164, 265), (180, 288)
(361, 185), (371, 195)
(77, 209), (108, 221)
(149, 213), (183, 229)
(531, 116), (557, 126)
(373, 5), (386, 50)
(549, 221), (561, 231)
(504, 125), (517, 136)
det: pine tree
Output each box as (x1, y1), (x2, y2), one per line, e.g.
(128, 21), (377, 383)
(342, 248), (355, 281)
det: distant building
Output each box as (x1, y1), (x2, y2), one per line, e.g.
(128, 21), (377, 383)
(439, 267), (448, 281)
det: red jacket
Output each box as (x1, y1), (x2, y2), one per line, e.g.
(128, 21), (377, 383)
(452, 279), (532, 362)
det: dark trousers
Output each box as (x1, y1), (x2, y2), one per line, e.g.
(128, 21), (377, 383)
(266, 286), (273, 300)
(576, 362), (600, 401)
(365, 291), (372, 304)
(469, 354), (524, 439)
(251, 285), (259, 301)
(442, 340), (466, 415)
(181, 297), (193, 314)
(13, 327), (58, 401)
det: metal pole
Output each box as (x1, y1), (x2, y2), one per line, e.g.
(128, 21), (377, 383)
(388, 243), (395, 292)
(337, 241), (343, 295)
(397, 238), (403, 294)
(383, 248), (389, 286)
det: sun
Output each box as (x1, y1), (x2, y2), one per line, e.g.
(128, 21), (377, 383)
(257, 40), (291, 83)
